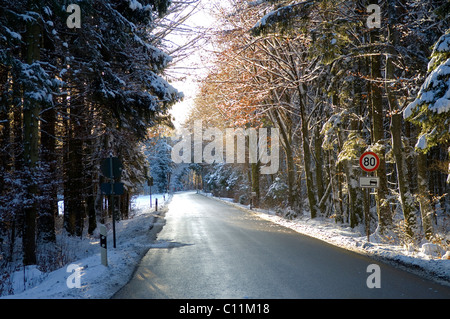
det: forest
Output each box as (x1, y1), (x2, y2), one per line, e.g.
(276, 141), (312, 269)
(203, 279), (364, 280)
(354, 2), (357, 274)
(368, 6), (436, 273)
(183, 0), (450, 248)
(0, 0), (449, 294)
(0, 0), (194, 282)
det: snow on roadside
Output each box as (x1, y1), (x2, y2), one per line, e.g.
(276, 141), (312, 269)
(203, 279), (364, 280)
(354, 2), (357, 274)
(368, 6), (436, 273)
(208, 194), (450, 285)
(1, 194), (169, 299)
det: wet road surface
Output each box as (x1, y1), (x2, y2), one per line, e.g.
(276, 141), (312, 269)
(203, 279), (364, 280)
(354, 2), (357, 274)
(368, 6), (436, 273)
(113, 192), (450, 299)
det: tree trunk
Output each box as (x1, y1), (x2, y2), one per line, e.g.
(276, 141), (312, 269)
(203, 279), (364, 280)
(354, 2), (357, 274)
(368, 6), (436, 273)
(298, 86), (317, 218)
(0, 66), (11, 208)
(83, 116), (97, 235)
(417, 152), (434, 240)
(0, 69), (11, 249)
(251, 162), (260, 207)
(369, 16), (392, 236)
(37, 104), (57, 243)
(328, 149), (343, 222)
(385, 1), (417, 240)
(391, 112), (417, 239)
(22, 1), (41, 265)
(64, 94), (85, 237)
(314, 125), (325, 210)
(268, 108), (295, 207)
(121, 192), (130, 220)
(9, 82), (22, 261)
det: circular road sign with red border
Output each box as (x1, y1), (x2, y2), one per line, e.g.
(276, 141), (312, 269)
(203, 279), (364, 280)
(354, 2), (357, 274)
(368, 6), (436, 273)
(359, 152), (380, 172)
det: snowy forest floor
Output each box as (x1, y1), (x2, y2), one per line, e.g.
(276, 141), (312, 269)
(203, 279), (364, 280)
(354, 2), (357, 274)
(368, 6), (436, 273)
(0, 193), (171, 299)
(1, 191), (449, 299)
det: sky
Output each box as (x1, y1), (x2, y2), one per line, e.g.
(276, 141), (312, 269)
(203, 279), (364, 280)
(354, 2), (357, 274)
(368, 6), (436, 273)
(166, 1), (219, 130)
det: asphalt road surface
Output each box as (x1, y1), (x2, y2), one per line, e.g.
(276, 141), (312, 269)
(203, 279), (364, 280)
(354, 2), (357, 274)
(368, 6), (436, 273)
(113, 192), (450, 299)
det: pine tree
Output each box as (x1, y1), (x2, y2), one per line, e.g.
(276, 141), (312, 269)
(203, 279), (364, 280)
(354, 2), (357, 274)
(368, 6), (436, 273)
(22, 0), (43, 265)
(146, 136), (173, 194)
(57, 0), (182, 235)
(403, 31), (450, 154)
(0, 0), (185, 270)
(404, 30), (450, 239)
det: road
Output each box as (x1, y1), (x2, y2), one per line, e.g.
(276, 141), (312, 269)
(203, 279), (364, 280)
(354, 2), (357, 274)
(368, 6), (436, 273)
(113, 192), (450, 299)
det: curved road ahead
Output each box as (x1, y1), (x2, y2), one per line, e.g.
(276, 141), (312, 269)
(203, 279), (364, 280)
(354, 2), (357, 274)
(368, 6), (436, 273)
(113, 192), (450, 299)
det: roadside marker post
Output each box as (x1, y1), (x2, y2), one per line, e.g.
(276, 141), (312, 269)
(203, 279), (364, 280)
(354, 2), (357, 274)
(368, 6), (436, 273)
(148, 176), (153, 208)
(100, 224), (108, 267)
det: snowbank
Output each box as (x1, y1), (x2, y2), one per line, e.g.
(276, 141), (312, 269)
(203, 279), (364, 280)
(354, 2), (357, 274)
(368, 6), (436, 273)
(1, 194), (169, 299)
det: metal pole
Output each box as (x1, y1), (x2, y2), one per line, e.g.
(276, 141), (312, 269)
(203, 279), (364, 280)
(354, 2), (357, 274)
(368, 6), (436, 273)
(366, 187), (370, 242)
(365, 174), (370, 243)
(110, 155), (116, 248)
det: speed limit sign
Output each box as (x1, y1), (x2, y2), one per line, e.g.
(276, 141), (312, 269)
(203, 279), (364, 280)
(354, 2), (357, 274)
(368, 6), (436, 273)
(359, 152), (380, 172)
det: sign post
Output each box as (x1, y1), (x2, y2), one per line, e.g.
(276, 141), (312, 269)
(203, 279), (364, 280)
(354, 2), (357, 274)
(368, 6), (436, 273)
(359, 151), (380, 242)
(109, 156), (116, 249)
(100, 155), (123, 248)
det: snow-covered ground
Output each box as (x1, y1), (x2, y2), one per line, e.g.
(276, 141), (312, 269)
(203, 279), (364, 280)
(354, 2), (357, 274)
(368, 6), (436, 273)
(1, 193), (170, 299)
(2, 191), (449, 299)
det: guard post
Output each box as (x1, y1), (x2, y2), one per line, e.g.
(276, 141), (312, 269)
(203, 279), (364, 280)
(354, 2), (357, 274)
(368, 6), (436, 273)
(148, 176), (153, 208)
(100, 224), (108, 266)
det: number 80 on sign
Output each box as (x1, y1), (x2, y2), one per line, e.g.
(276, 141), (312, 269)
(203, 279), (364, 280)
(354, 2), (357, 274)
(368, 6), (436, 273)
(359, 152), (380, 172)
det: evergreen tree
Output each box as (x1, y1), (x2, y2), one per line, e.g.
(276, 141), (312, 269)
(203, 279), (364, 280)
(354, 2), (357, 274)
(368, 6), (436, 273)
(404, 30), (450, 239)
(403, 31), (450, 154)
(145, 136), (173, 194)
(0, 0), (185, 267)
